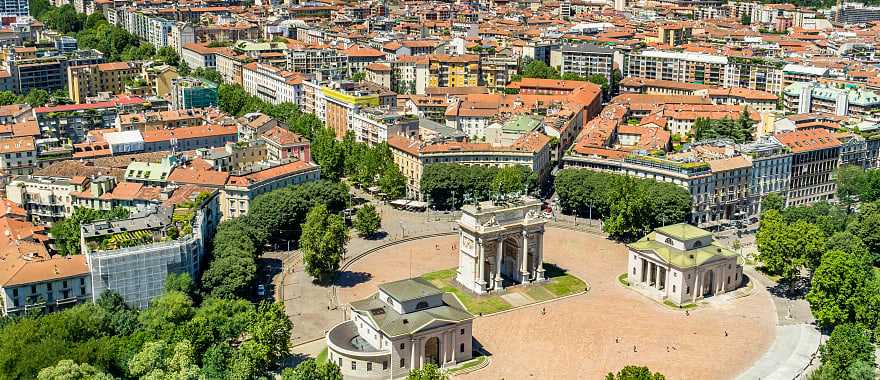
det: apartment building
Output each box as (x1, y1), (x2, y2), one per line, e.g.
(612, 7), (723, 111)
(241, 62), (305, 105)
(781, 64), (829, 88)
(171, 77), (218, 110)
(739, 136), (792, 213)
(34, 96), (148, 148)
(4, 50), (104, 94)
(0, 0), (28, 16)
(0, 217), (91, 316)
(321, 81), (396, 138)
(342, 45), (385, 74)
(83, 189), (220, 308)
(117, 109), (208, 132)
(67, 61), (142, 104)
(626, 50), (727, 87)
(0, 136), (36, 175)
(287, 45), (347, 80)
(479, 55), (518, 91)
(723, 57), (784, 95)
(222, 160), (321, 219)
(553, 44), (615, 85)
(427, 54), (479, 89)
(5, 176), (79, 225)
(657, 23), (693, 47)
(387, 132), (553, 200)
(216, 49), (251, 85)
(261, 126), (311, 162)
(774, 129), (841, 206)
(69, 176), (162, 213)
(391, 55), (429, 95)
(181, 43), (224, 70)
(142, 124), (237, 153)
(783, 82), (880, 121)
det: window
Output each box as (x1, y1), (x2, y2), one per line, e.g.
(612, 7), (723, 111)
(664, 237), (673, 245)
(416, 301), (429, 310)
(338, 358), (342, 367)
(632, 267), (636, 275)
(383, 361), (388, 370)
(460, 343), (464, 353)
(686, 286), (690, 294)
(351, 361), (356, 370)
(400, 358), (405, 368)
(399, 343), (405, 349)
(673, 285), (676, 292)
(367, 363), (372, 371)
(460, 328), (465, 335)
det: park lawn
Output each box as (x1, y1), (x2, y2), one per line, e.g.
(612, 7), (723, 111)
(663, 299), (697, 310)
(316, 347), (328, 363)
(446, 356), (487, 376)
(524, 286), (555, 302)
(420, 266), (587, 315)
(544, 274), (587, 297)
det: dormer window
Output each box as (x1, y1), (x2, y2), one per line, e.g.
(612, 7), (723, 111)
(692, 240), (703, 249)
(415, 301), (429, 310)
(664, 237), (673, 245)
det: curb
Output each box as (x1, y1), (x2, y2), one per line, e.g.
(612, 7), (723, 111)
(479, 288), (589, 319)
(448, 356), (491, 377)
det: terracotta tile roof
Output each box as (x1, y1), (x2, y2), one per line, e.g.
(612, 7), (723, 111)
(0, 136), (35, 154)
(142, 124), (237, 143)
(387, 135), (420, 156)
(34, 97), (145, 114)
(168, 164), (230, 187)
(774, 128), (841, 153)
(342, 45), (385, 58)
(225, 160), (317, 187)
(261, 126), (307, 146)
(708, 155), (751, 172)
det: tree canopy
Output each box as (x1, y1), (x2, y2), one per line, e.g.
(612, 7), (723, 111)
(353, 204), (381, 237)
(605, 365), (667, 380)
(555, 169), (692, 241)
(301, 204), (348, 282)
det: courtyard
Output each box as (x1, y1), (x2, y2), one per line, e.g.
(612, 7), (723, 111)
(336, 226), (777, 379)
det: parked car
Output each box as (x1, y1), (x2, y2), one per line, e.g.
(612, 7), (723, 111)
(257, 284), (266, 297)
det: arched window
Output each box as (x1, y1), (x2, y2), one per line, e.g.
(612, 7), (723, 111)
(692, 240), (703, 249)
(665, 237), (673, 245)
(415, 301), (429, 310)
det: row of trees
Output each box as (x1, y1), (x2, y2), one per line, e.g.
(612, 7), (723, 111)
(554, 169), (692, 241)
(213, 80), (407, 198)
(200, 180), (349, 298)
(0, 88), (67, 107)
(755, 194), (879, 379)
(1, 274), (296, 379)
(691, 110), (757, 143)
(420, 164), (536, 210)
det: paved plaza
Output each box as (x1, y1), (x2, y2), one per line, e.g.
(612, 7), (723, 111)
(337, 227), (778, 380)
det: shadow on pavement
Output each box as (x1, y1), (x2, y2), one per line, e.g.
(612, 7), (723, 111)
(335, 271), (373, 288)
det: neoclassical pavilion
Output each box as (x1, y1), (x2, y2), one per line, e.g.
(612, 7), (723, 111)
(456, 196), (548, 294)
(626, 223), (743, 306)
(326, 278), (474, 379)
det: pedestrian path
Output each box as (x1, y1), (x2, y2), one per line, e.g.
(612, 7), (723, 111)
(735, 324), (821, 380)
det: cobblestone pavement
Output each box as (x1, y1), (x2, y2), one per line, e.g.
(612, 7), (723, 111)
(336, 227), (777, 380)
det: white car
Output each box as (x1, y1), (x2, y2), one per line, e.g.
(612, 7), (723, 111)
(256, 284), (266, 296)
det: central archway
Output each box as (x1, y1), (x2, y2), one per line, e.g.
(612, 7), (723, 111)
(501, 237), (520, 282)
(424, 336), (440, 365)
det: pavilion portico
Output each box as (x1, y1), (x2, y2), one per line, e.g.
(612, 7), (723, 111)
(627, 223), (744, 306)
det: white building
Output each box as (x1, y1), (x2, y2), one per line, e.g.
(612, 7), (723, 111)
(242, 62), (305, 106)
(626, 224), (743, 306)
(327, 278), (474, 379)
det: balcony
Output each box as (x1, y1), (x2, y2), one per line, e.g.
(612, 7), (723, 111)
(326, 320), (390, 359)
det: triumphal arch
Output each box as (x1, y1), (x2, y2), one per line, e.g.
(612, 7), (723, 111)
(455, 196), (547, 294)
